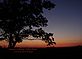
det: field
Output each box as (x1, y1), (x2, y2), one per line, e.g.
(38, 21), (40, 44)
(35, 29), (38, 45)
(0, 46), (82, 59)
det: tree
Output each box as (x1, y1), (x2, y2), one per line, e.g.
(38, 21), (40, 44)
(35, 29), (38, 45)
(0, 0), (56, 48)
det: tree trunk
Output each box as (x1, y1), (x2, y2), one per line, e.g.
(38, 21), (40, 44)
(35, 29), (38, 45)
(8, 34), (17, 48)
(8, 32), (22, 48)
(8, 33), (14, 48)
(12, 41), (17, 48)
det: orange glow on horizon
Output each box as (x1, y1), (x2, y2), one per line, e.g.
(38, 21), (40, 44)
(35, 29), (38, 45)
(0, 40), (82, 48)
(0, 35), (82, 48)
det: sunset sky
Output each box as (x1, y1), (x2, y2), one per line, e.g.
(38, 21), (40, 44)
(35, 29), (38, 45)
(0, 0), (82, 48)
(43, 0), (82, 47)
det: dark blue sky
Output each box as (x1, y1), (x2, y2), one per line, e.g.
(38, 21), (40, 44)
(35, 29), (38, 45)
(43, 0), (82, 45)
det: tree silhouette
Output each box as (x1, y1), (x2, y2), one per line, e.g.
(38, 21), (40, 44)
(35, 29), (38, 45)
(0, 0), (56, 48)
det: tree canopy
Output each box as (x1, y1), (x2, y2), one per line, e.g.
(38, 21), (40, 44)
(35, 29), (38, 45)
(0, 0), (56, 48)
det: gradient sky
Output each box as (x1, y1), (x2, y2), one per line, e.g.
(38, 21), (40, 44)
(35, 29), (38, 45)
(42, 0), (82, 47)
(0, 0), (82, 48)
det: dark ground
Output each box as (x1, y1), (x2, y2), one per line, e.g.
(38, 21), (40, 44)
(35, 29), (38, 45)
(0, 46), (82, 59)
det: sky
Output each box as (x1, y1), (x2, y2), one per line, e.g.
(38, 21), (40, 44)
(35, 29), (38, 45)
(0, 0), (82, 48)
(43, 0), (82, 47)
